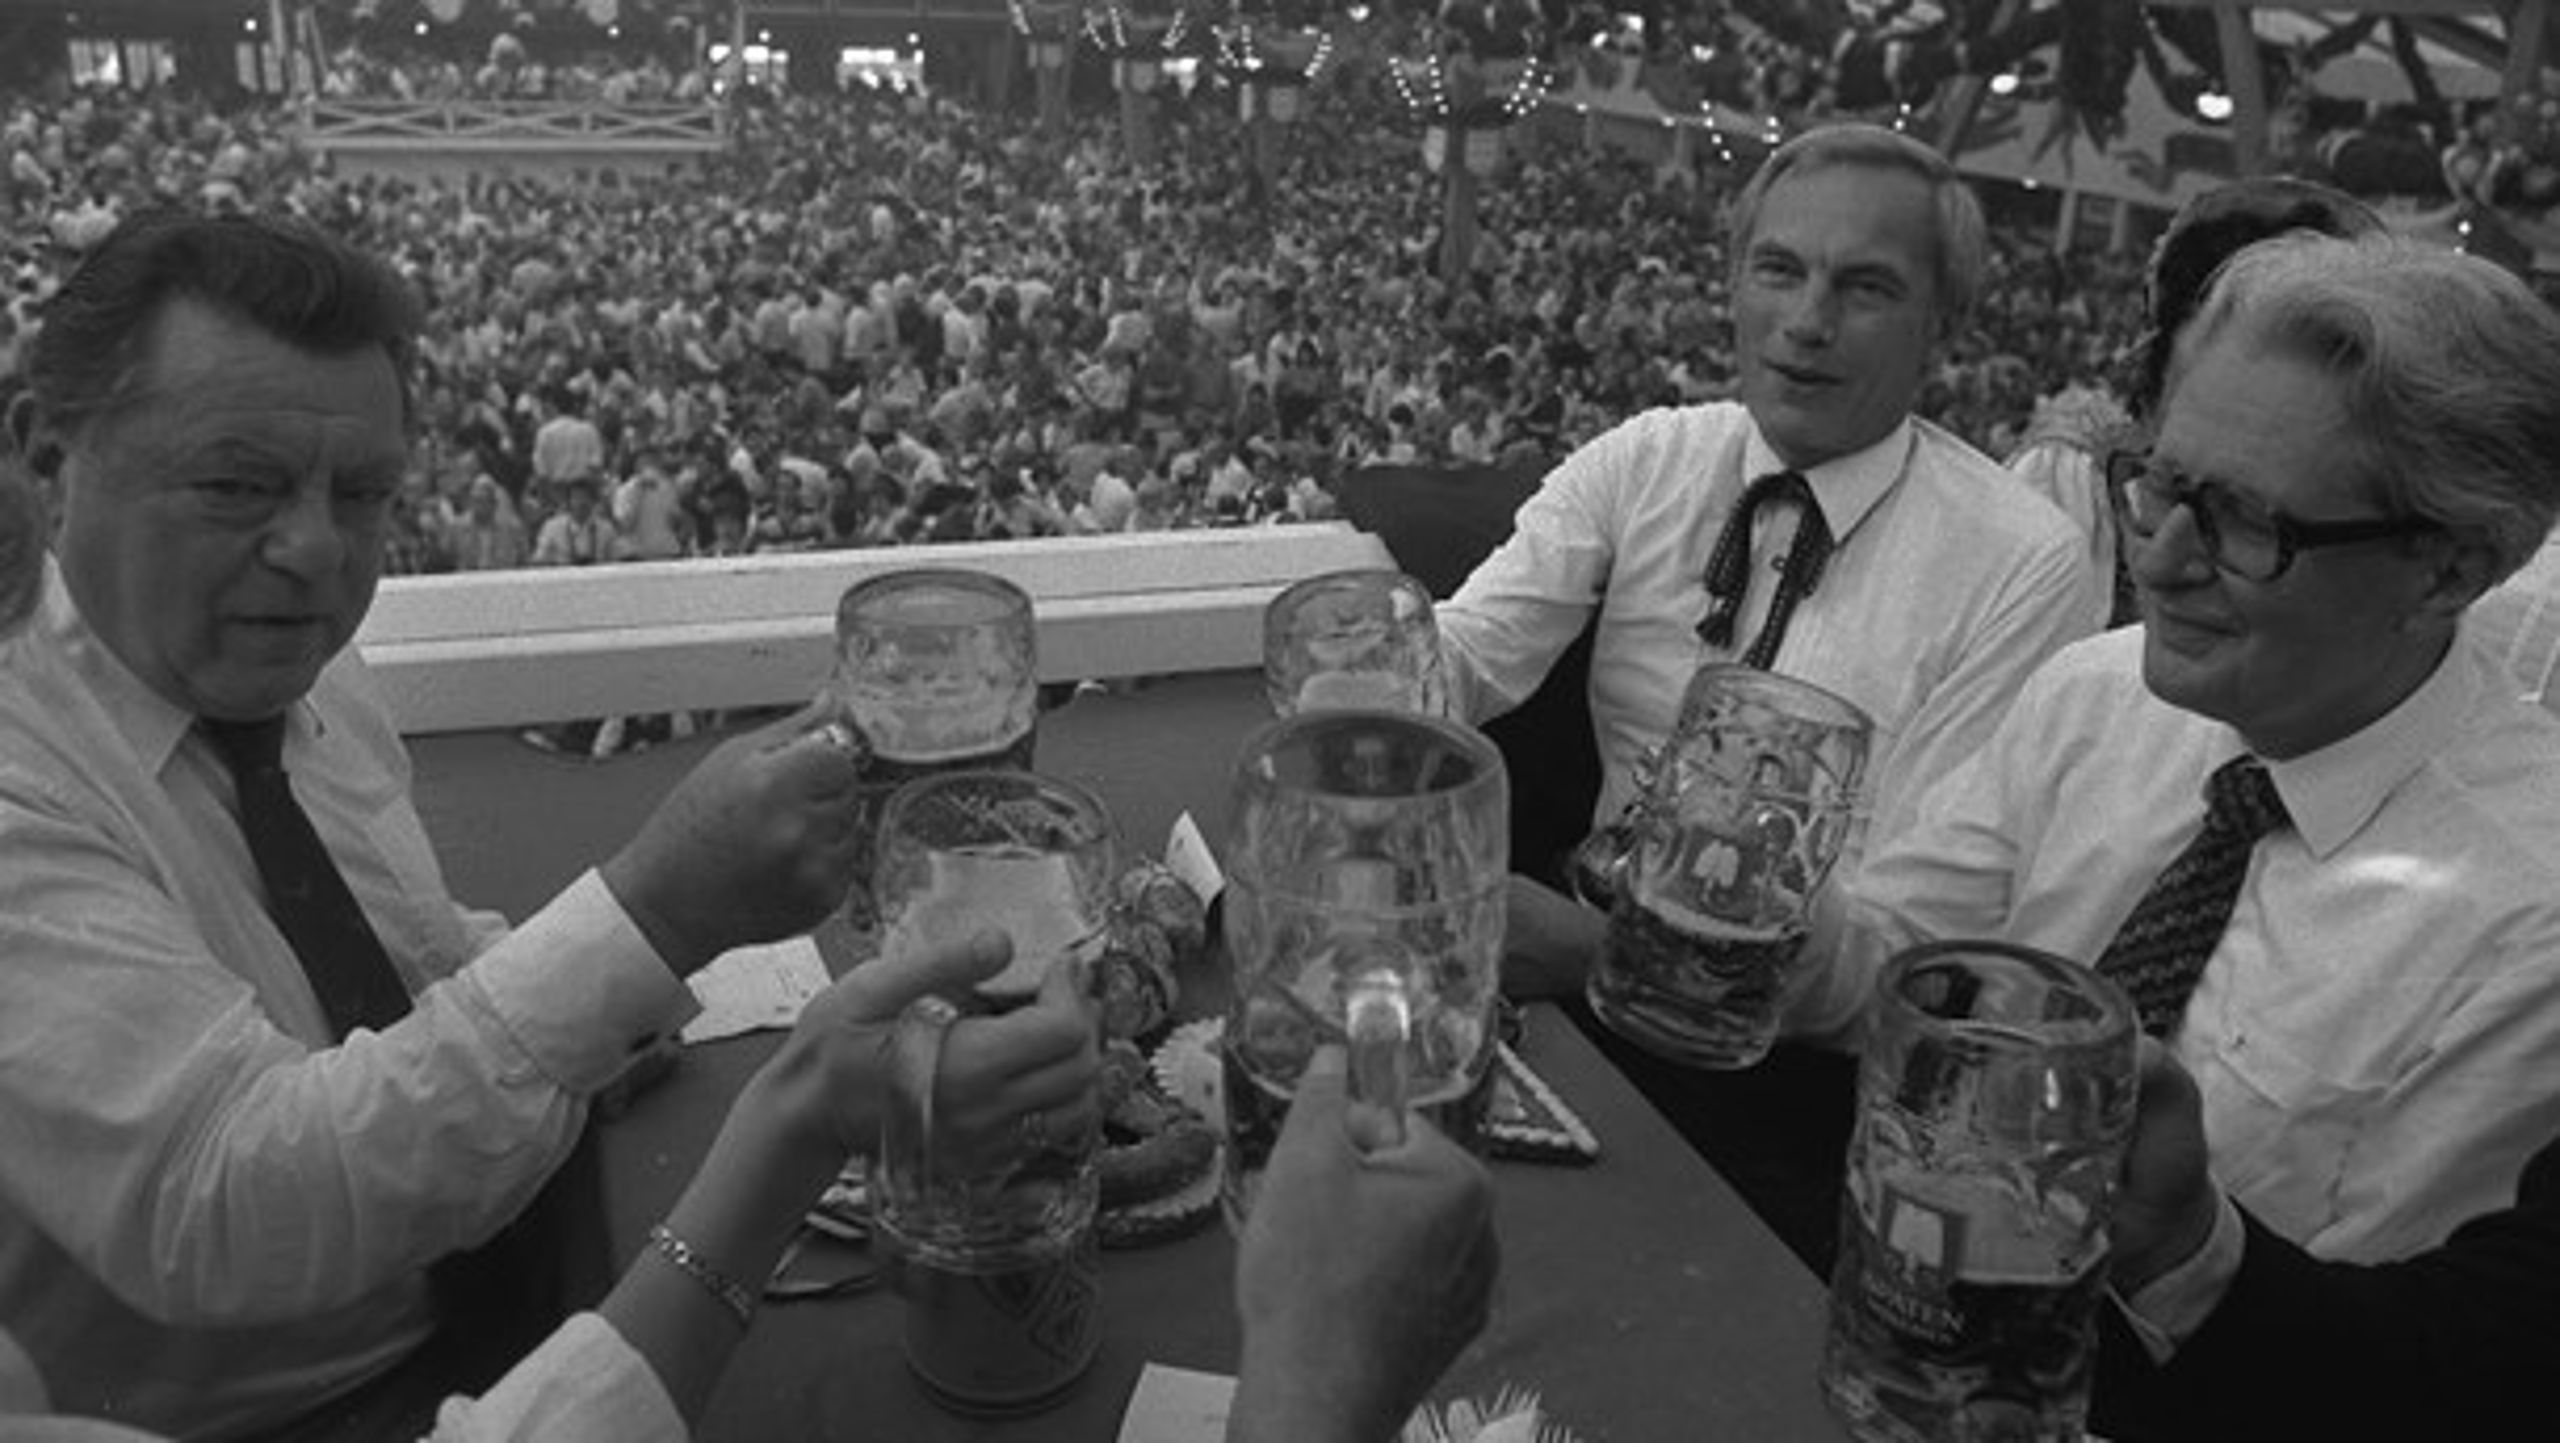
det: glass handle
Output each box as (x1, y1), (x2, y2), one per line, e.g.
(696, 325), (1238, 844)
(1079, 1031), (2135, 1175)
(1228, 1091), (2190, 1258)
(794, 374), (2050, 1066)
(1344, 969), (1411, 1149)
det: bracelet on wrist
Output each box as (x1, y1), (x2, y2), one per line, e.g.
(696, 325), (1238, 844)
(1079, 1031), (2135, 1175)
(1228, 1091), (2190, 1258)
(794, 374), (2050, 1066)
(646, 1222), (756, 1331)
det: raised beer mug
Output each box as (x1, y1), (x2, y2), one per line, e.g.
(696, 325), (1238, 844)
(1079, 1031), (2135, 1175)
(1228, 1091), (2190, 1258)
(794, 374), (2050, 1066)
(1585, 664), (1871, 1069)
(869, 769), (1114, 1413)
(1822, 941), (2138, 1443)
(1221, 710), (1507, 1223)
(1262, 568), (1451, 717)
(826, 568), (1040, 933)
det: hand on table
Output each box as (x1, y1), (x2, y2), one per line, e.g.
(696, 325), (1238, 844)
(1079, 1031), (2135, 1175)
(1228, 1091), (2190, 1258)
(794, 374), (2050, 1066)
(600, 703), (869, 974)
(2110, 1038), (2222, 1294)
(1502, 874), (1608, 999)
(1230, 1046), (1498, 1443)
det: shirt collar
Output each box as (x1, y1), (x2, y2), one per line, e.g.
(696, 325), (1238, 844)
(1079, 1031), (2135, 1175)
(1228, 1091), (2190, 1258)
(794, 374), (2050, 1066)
(2263, 636), (2481, 860)
(1741, 416), (1914, 545)
(34, 556), (321, 776)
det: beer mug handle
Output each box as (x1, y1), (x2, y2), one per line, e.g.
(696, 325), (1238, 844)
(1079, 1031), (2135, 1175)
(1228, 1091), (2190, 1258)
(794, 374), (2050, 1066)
(1344, 970), (1411, 1149)
(886, 994), (962, 1192)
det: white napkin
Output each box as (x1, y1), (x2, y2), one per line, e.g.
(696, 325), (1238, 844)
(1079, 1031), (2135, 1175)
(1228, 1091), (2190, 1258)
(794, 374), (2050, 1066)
(1116, 1362), (1236, 1443)
(679, 935), (830, 1044)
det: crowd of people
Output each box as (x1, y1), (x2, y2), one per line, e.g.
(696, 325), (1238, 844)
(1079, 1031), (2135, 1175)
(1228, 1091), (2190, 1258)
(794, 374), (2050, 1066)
(3, 56), (2159, 592)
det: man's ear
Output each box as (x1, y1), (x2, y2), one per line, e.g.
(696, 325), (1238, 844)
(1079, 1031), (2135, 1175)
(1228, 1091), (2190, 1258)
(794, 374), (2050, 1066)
(2415, 531), (2501, 623)
(5, 393), (62, 481)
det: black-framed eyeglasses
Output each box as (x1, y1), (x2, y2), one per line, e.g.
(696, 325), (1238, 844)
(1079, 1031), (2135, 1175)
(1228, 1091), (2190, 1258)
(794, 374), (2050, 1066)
(2104, 450), (2437, 583)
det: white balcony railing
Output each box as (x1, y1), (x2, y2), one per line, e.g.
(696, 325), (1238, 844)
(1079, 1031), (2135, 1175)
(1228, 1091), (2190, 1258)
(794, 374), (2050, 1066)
(356, 525), (1392, 734)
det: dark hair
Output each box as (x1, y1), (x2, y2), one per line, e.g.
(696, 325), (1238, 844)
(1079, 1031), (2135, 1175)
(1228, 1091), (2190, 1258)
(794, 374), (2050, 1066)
(26, 209), (424, 439)
(2129, 178), (2382, 416)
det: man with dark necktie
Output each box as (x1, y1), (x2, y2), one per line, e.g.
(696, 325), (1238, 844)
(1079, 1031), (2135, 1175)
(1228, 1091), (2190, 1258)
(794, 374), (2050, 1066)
(1433, 125), (2103, 1263)
(1437, 123), (2104, 999)
(0, 212), (876, 1439)
(1788, 234), (2560, 1291)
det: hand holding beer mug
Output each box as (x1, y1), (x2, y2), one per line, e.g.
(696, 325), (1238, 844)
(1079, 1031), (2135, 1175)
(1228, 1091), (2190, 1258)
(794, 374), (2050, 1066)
(826, 569), (1040, 934)
(1585, 665), (1871, 1069)
(869, 770), (1113, 1413)
(1221, 710), (1507, 1223)
(1263, 569), (1450, 717)
(1822, 942), (2138, 1443)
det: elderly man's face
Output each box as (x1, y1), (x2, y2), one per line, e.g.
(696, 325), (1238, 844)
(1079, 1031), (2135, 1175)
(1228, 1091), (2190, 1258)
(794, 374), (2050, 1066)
(2131, 332), (2449, 759)
(45, 298), (406, 722)
(1733, 163), (1941, 470)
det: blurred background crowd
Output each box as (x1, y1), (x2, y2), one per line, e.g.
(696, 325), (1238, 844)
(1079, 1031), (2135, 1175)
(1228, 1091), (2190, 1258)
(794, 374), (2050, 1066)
(0, 31), (2155, 579)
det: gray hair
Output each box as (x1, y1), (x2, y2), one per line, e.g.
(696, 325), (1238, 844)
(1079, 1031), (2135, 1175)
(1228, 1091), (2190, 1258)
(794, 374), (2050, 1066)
(2184, 233), (2560, 585)
(1727, 123), (1988, 330)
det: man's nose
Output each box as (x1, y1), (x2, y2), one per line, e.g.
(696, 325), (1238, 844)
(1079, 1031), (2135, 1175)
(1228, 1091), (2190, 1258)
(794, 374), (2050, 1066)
(260, 484), (347, 578)
(2126, 502), (2215, 590)
(1780, 280), (1839, 347)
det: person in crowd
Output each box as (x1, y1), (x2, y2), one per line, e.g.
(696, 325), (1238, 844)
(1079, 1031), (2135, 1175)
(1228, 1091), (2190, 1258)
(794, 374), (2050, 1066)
(530, 475), (620, 566)
(1788, 232), (2560, 1270)
(2094, 1042), (2560, 1441)
(446, 473), (529, 572)
(2004, 177), (2383, 625)
(0, 209), (901, 1439)
(1437, 123), (2103, 995)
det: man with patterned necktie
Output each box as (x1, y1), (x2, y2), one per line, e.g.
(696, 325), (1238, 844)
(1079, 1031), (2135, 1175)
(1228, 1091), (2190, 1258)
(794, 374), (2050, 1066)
(1788, 235), (2560, 1304)
(0, 212), (882, 1440)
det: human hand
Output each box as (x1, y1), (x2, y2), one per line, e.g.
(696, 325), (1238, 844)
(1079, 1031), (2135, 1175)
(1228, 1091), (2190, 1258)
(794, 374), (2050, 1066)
(1230, 1047), (1497, 1443)
(1501, 873), (1607, 999)
(2110, 1038), (2221, 1294)
(759, 929), (1102, 1168)
(600, 704), (867, 974)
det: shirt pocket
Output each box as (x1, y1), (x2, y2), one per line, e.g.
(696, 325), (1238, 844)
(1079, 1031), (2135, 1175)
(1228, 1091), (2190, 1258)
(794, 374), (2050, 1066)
(2195, 1025), (2371, 1249)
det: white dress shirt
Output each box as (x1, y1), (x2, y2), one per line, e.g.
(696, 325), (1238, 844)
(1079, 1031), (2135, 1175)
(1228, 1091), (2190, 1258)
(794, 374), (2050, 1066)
(0, 1314), (681, 1443)
(2470, 536), (2560, 716)
(1436, 402), (2103, 866)
(0, 565), (691, 1440)
(1798, 625), (2560, 1263)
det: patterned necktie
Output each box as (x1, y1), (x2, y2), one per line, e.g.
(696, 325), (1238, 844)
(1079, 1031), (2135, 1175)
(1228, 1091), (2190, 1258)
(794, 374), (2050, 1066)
(2096, 756), (2292, 1037)
(1697, 469), (1835, 671)
(199, 716), (412, 1037)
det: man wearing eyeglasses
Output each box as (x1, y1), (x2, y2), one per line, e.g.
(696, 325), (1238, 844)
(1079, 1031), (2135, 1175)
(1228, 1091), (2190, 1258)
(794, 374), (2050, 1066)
(1788, 232), (2560, 1283)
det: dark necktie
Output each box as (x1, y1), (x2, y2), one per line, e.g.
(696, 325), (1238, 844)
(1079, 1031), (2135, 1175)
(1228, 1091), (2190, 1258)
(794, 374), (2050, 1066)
(2096, 757), (2292, 1037)
(1697, 470), (1835, 671)
(199, 716), (412, 1037)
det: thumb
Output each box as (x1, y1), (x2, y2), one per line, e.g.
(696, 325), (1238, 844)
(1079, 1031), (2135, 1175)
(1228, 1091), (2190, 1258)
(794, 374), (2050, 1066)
(841, 929), (1011, 1021)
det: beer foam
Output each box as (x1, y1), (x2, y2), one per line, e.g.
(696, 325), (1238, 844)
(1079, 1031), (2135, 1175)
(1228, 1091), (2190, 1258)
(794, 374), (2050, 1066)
(884, 846), (1097, 996)
(1294, 670), (1421, 713)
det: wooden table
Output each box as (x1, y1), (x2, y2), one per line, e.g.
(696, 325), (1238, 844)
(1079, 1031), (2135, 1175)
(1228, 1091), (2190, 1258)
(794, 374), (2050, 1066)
(411, 672), (1855, 1442)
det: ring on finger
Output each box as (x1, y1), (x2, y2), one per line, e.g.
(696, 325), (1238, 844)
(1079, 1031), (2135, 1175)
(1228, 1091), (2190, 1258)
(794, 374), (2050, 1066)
(1016, 1107), (1053, 1153)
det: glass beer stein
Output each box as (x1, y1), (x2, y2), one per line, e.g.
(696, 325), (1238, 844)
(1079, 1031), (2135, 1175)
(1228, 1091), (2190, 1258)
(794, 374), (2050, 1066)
(1585, 664), (1871, 1069)
(826, 569), (1040, 932)
(1221, 710), (1507, 1222)
(869, 769), (1115, 1413)
(1822, 941), (2139, 1443)
(1262, 568), (1450, 717)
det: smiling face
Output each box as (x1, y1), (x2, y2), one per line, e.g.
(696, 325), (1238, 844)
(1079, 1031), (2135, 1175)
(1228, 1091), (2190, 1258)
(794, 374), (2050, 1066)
(2131, 332), (2453, 758)
(45, 298), (409, 722)
(1733, 163), (1943, 470)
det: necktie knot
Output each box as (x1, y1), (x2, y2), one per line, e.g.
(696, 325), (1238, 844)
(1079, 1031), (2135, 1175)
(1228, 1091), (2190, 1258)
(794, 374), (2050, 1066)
(199, 716), (289, 778)
(1698, 469), (1833, 668)
(2205, 756), (2289, 844)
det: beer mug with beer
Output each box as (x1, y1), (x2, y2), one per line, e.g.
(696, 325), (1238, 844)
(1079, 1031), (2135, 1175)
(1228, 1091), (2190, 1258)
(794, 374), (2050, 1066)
(1585, 664), (1871, 1069)
(826, 569), (1040, 933)
(1822, 941), (2138, 1443)
(1262, 568), (1450, 717)
(869, 770), (1114, 1413)
(1221, 710), (1507, 1222)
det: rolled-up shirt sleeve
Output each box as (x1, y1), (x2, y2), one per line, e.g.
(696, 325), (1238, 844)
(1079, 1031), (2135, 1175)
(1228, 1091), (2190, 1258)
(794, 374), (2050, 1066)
(423, 1312), (684, 1443)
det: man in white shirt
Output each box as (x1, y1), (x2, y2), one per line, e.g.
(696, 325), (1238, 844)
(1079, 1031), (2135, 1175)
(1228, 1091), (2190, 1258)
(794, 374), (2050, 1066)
(1440, 124), (2103, 995)
(1790, 235), (2560, 1270)
(0, 212), (873, 1439)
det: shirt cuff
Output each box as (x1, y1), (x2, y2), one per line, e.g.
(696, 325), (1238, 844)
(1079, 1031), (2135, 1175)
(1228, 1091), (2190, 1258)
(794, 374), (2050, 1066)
(428, 1311), (683, 1443)
(462, 870), (697, 1095)
(2110, 1190), (2246, 1363)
